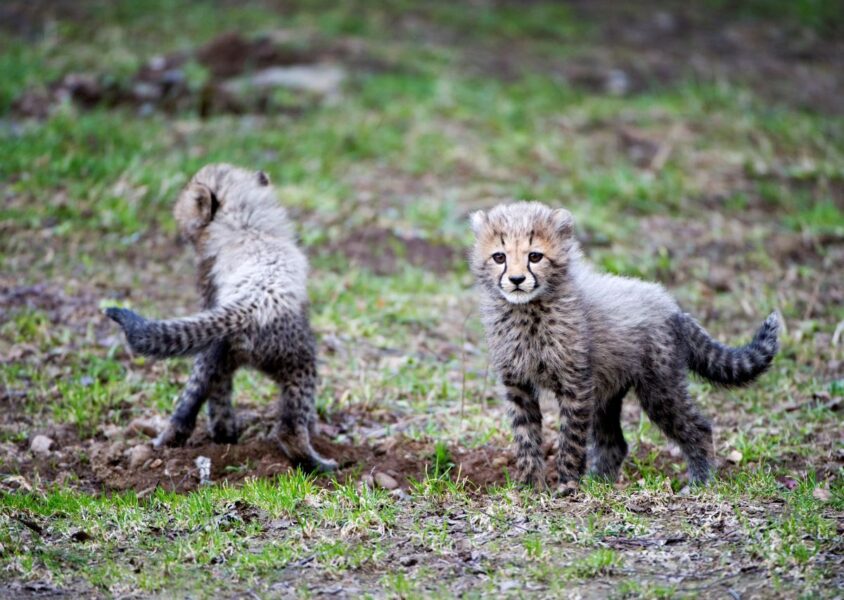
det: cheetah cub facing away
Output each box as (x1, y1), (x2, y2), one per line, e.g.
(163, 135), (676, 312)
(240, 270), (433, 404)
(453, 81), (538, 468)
(470, 202), (779, 489)
(106, 164), (336, 472)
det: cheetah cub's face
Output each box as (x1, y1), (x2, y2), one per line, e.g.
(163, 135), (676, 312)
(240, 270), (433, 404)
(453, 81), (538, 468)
(173, 163), (271, 245)
(470, 202), (574, 304)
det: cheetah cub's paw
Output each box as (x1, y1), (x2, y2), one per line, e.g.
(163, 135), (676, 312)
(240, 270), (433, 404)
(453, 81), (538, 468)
(209, 413), (240, 445)
(153, 421), (193, 449)
(299, 454), (339, 474)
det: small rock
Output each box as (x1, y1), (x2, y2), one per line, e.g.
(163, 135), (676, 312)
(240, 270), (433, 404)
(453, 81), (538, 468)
(131, 82), (161, 101)
(726, 450), (743, 465)
(390, 488), (409, 501)
(268, 518), (292, 531)
(707, 266), (733, 292)
(105, 441), (126, 464)
(127, 415), (169, 438)
(499, 580), (521, 593)
(626, 502), (649, 513)
(164, 458), (181, 477)
(127, 444), (153, 470)
(30, 435), (54, 456)
(492, 456), (509, 469)
(374, 472), (398, 490)
(605, 69), (630, 96)
(149, 458), (163, 469)
(102, 424), (123, 439)
(398, 555), (418, 567)
(653, 11), (677, 32)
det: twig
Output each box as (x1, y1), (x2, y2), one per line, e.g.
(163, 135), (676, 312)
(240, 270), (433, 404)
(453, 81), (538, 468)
(479, 509), (534, 534)
(459, 308), (473, 428)
(648, 123), (682, 172)
(480, 360), (491, 412)
(832, 320), (844, 347)
(362, 406), (468, 439)
(803, 275), (823, 321)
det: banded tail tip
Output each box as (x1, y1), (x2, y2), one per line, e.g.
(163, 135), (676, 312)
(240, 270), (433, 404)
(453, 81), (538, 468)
(104, 307), (146, 330)
(764, 311), (780, 331)
(757, 311), (781, 345)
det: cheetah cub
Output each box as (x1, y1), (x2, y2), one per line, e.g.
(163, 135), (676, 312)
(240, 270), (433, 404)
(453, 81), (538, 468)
(470, 202), (778, 489)
(106, 163), (337, 473)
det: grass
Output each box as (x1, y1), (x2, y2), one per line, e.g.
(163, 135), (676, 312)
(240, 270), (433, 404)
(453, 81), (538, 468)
(1, 0), (842, 597)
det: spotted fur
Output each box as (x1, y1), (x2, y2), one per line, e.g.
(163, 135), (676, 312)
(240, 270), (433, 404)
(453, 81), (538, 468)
(470, 202), (779, 488)
(106, 163), (336, 473)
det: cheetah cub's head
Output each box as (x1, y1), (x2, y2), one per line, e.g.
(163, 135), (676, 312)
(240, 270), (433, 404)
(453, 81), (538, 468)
(174, 163), (272, 245)
(470, 202), (574, 305)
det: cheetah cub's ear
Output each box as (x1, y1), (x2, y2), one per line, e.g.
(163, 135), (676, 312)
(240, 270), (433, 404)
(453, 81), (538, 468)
(551, 208), (574, 237)
(174, 182), (220, 244)
(257, 170), (270, 186)
(470, 210), (487, 236)
(193, 183), (220, 225)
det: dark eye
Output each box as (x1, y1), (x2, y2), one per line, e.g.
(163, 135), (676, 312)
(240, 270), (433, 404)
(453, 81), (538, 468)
(528, 252), (543, 263)
(492, 252), (506, 264)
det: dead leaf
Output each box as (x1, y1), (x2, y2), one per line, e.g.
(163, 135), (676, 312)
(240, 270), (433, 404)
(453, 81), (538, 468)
(813, 487), (831, 501)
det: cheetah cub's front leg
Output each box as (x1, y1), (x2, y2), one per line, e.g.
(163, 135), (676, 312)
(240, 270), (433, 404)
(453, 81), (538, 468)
(552, 367), (593, 495)
(503, 382), (546, 489)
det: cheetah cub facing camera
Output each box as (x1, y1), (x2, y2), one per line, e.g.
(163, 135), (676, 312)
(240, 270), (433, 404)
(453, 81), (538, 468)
(106, 163), (337, 473)
(470, 202), (779, 490)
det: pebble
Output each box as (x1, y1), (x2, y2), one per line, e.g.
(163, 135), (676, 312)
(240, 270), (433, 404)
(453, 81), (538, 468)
(127, 415), (168, 438)
(30, 435), (54, 456)
(127, 444), (153, 470)
(374, 471), (399, 490)
(105, 441), (126, 464)
(492, 456), (509, 468)
(102, 424), (123, 439)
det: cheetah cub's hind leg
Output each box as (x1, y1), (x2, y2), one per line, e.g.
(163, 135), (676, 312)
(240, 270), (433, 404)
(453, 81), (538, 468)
(636, 336), (714, 485)
(587, 387), (630, 482)
(204, 345), (239, 444)
(272, 372), (338, 473)
(635, 375), (714, 485)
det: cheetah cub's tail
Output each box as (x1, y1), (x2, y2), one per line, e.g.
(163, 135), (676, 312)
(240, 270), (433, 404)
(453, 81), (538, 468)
(105, 303), (252, 358)
(682, 312), (780, 387)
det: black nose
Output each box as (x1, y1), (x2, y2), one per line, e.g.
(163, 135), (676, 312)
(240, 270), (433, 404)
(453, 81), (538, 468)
(509, 275), (526, 285)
